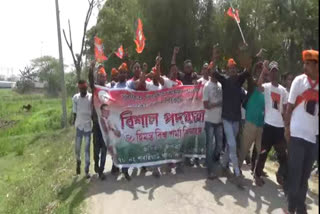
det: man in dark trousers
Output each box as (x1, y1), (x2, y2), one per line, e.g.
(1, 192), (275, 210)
(88, 62), (119, 180)
(285, 50), (319, 214)
(212, 57), (250, 189)
(254, 61), (288, 187)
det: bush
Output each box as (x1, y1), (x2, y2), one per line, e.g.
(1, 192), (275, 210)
(15, 80), (35, 94)
(65, 72), (78, 96)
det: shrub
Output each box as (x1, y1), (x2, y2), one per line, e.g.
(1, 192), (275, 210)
(15, 80), (35, 94)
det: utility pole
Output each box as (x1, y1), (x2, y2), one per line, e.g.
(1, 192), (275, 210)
(55, 0), (68, 128)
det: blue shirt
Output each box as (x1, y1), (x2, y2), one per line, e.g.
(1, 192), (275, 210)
(113, 82), (128, 89)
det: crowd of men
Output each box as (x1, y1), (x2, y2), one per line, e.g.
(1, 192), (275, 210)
(72, 46), (319, 214)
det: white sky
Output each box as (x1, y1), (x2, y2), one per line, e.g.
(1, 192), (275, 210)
(0, 0), (101, 77)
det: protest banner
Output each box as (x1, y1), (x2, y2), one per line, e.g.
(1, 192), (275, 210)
(94, 85), (206, 168)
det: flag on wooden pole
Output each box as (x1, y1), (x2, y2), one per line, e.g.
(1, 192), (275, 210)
(227, 7), (240, 23)
(226, 7), (247, 45)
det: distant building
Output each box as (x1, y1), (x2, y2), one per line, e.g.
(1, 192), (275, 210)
(0, 81), (16, 88)
(0, 80), (46, 89)
(34, 81), (46, 89)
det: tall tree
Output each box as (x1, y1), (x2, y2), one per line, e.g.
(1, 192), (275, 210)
(31, 56), (62, 96)
(86, 0), (139, 75)
(63, 0), (98, 81)
(87, 0), (319, 75)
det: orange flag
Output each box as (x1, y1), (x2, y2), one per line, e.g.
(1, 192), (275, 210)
(115, 45), (124, 59)
(227, 7), (240, 23)
(94, 36), (108, 63)
(134, 18), (146, 54)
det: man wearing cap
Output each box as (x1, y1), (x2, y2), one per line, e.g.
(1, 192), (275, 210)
(106, 68), (118, 88)
(113, 63), (129, 89)
(212, 57), (250, 189)
(254, 61), (288, 187)
(72, 80), (92, 179)
(141, 56), (164, 92)
(88, 62), (116, 180)
(239, 60), (267, 174)
(285, 50), (319, 214)
(110, 62), (132, 180)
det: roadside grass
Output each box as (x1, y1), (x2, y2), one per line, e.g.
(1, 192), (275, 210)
(0, 90), (62, 156)
(0, 89), (89, 214)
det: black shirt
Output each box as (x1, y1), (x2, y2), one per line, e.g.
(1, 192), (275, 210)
(214, 70), (249, 121)
(178, 71), (199, 85)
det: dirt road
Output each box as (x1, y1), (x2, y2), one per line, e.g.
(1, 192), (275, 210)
(85, 157), (318, 214)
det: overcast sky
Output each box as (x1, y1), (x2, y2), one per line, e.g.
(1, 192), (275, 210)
(0, 0), (101, 77)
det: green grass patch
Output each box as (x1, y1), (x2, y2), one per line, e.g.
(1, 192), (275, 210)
(0, 89), (72, 157)
(0, 90), (88, 214)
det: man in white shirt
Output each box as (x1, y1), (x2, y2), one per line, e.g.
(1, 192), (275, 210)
(146, 74), (163, 91)
(145, 57), (167, 177)
(197, 63), (210, 85)
(203, 69), (223, 179)
(285, 50), (319, 214)
(106, 68), (118, 88)
(113, 63), (129, 89)
(254, 61), (288, 187)
(72, 80), (92, 179)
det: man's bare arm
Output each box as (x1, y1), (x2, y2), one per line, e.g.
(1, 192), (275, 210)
(257, 60), (269, 92)
(133, 72), (147, 90)
(284, 103), (294, 142)
(284, 103), (294, 128)
(203, 101), (222, 110)
(171, 47), (179, 65)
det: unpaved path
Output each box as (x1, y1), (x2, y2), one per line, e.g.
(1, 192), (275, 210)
(85, 157), (319, 214)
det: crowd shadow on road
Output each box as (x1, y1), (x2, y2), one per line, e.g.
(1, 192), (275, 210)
(202, 165), (286, 214)
(87, 165), (208, 201)
(60, 162), (319, 214)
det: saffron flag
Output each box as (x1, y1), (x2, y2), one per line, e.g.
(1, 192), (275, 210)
(94, 36), (108, 63)
(227, 7), (240, 23)
(134, 18), (146, 54)
(115, 45), (124, 59)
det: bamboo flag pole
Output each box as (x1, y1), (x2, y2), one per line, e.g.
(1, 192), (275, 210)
(235, 19), (247, 46)
(230, 2), (247, 46)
